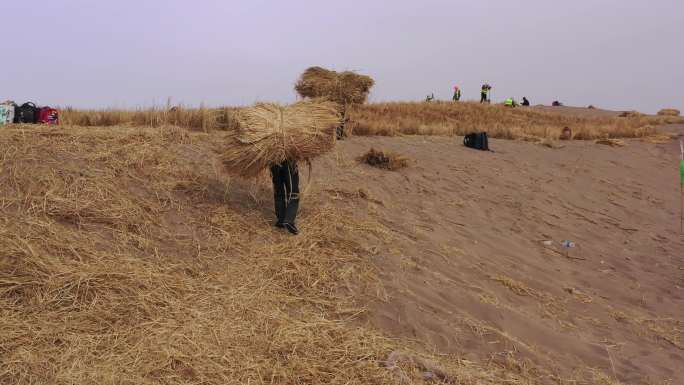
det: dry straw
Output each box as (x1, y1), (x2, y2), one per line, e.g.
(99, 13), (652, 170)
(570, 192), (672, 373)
(0, 125), (637, 385)
(347, 101), (679, 140)
(359, 148), (409, 170)
(618, 110), (643, 118)
(595, 138), (626, 147)
(295, 66), (375, 106)
(58, 99), (682, 142)
(222, 100), (342, 177)
(658, 108), (681, 117)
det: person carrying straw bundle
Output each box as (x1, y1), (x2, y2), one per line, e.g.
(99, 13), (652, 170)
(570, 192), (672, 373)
(222, 100), (342, 235)
(271, 159), (300, 234)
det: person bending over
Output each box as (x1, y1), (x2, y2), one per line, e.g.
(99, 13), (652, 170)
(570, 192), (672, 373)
(271, 159), (300, 235)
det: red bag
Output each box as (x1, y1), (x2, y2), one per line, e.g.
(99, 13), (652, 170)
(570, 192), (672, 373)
(38, 107), (59, 125)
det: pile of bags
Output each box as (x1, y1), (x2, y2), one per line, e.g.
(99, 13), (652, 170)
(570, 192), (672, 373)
(0, 101), (59, 125)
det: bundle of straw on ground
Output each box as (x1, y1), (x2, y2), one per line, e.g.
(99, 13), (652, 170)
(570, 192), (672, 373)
(222, 100), (342, 177)
(618, 110), (643, 118)
(658, 108), (681, 116)
(359, 148), (409, 171)
(295, 66), (375, 106)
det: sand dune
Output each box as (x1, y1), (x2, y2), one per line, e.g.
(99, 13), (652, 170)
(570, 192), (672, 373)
(314, 134), (684, 384)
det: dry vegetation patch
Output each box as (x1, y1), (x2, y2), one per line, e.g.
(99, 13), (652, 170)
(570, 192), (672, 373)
(0, 126), (393, 384)
(57, 101), (684, 145)
(618, 111), (643, 118)
(657, 108), (680, 116)
(59, 105), (239, 131)
(359, 148), (409, 170)
(641, 133), (677, 144)
(347, 101), (674, 140)
(595, 138), (626, 147)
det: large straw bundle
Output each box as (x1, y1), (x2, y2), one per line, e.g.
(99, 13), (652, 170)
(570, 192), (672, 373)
(295, 66), (374, 106)
(222, 100), (342, 177)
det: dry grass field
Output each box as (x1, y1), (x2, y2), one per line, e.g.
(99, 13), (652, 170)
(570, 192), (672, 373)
(347, 102), (683, 139)
(59, 102), (684, 141)
(2, 104), (683, 384)
(59, 106), (239, 131)
(1, 125), (555, 385)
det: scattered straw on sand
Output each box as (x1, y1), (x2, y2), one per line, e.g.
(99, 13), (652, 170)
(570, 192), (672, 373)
(492, 274), (536, 297)
(595, 138), (626, 147)
(641, 133), (676, 144)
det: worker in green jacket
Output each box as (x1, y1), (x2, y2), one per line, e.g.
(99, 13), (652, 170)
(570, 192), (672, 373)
(480, 84), (491, 103)
(452, 86), (461, 102)
(504, 97), (517, 107)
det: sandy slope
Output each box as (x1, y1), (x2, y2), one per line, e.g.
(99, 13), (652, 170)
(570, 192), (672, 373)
(311, 134), (684, 384)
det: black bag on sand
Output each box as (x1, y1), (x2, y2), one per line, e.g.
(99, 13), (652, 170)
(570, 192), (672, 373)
(463, 132), (489, 151)
(15, 102), (40, 123)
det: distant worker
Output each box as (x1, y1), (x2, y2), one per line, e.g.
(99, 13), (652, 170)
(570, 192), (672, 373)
(426, 93), (435, 102)
(522, 97), (530, 106)
(271, 159), (300, 235)
(504, 97), (517, 107)
(480, 83), (492, 103)
(452, 86), (461, 102)
(552, 100), (563, 107)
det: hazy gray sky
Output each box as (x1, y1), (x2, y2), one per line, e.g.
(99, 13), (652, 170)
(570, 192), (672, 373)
(3, 0), (682, 113)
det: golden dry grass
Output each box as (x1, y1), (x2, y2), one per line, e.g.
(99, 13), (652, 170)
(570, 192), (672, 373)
(1, 124), (590, 385)
(57, 101), (684, 144)
(0, 125), (390, 384)
(347, 101), (680, 140)
(59, 105), (239, 131)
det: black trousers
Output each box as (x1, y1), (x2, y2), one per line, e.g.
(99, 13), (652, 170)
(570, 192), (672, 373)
(270, 160), (299, 224)
(480, 92), (488, 103)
